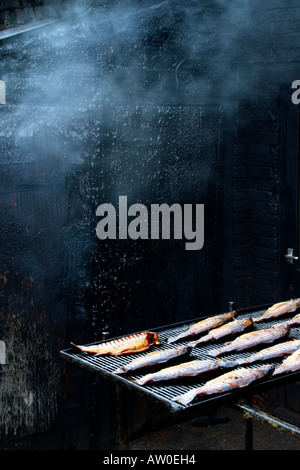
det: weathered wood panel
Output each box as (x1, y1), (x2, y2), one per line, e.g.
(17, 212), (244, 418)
(0, 3), (231, 447)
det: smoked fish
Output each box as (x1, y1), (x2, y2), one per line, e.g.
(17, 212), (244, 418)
(188, 317), (253, 348)
(281, 313), (300, 327)
(113, 345), (191, 374)
(208, 324), (290, 357)
(272, 313), (300, 330)
(272, 349), (300, 376)
(253, 299), (300, 323)
(235, 339), (300, 366)
(71, 331), (160, 356)
(133, 358), (235, 386)
(168, 312), (236, 344)
(172, 365), (273, 406)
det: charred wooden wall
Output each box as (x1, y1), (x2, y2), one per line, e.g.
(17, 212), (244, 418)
(0, 1), (232, 448)
(232, 2), (300, 308)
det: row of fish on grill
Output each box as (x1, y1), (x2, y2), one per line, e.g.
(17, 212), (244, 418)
(71, 298), (300, 406)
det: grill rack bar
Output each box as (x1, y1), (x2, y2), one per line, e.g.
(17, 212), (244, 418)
(60, 303), (300, 418)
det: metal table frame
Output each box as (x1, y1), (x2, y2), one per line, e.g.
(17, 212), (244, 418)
(236, 401), (300, 450)
(60, 303), (300, 450)
(115, 385), (300, 450)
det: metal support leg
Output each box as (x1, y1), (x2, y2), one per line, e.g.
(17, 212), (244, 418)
(237, 398), (254, 450)
(244, 412), (253, 450)
(116, 384), (129, 450)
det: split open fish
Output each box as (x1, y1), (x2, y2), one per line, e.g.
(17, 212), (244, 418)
(172, 365), (273, 406)
(71, 331), (160, 356)
(168, 311), (236, 344)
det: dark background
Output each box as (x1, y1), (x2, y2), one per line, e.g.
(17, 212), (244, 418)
(0, 0), (299, 448)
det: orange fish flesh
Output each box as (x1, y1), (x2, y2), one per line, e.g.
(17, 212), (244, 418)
(71, 331), (160, 356)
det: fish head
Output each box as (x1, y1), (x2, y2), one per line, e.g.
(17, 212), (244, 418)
(273, 324), (290, 334)
(147, 332), (160, 344)
(257, 364), (275, 377)
(227, 311), (237, 320)
(245, 317), (254, 327)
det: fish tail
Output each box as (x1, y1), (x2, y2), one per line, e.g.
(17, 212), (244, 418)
(113, 368), (125, 375)
(132, 376), (150, 386)
(167, 337), (177, 344)
(207, 349), (219, 357)
(218, 359), (237, 368)
(71, 342), (85, 351)
(233, 358), (246, 366)
(172, 390), (197, 406)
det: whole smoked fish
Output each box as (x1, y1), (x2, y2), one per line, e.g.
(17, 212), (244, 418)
(235, 339), (300, 366)
(168, 312), (236, 344)
(208, 324), (290, 357)
(133, 358), (235, 386)
(71, 331), (159, 356)
(272, 349), (300, 376)
(172, 365), (273, 406)
(253, 299), (300, 323)
(278, 313), (300, 328)
(113, 345), (191, 374)
(188, 317), (253, 348)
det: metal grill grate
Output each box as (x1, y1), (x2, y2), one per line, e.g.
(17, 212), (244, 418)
(60, 306), (300, 414)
